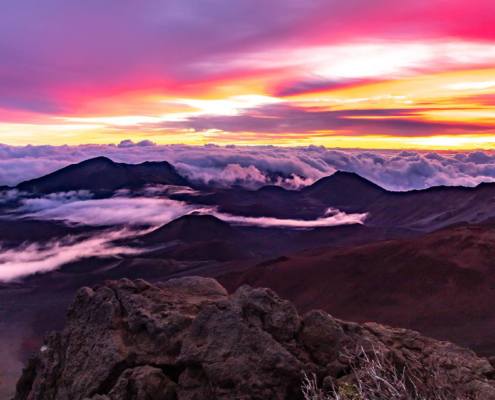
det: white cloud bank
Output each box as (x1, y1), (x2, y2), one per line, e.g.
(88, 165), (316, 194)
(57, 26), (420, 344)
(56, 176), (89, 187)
(12, 190), (366, 229)
(0, 229), (144, 282)
(3, 142), (495, 190)
(0, 191), (366, 281)
(19, 196), (198, 226)
(207, 207), (367, 228)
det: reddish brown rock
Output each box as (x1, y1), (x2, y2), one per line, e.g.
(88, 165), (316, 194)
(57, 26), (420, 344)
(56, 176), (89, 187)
(14, 277), (495, 400)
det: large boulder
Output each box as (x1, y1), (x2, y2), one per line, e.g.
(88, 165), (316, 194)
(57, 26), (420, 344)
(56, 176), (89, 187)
(14, 277), (495, 400)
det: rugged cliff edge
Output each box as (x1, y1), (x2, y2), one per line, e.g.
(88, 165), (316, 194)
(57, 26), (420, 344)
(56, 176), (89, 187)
(14, 277), (495, 400)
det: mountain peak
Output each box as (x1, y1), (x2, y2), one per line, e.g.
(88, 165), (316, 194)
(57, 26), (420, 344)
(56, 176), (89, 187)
(304, 170), (384, 192)
(17, 157), (189, 193)
(169, 213), (232, 229)
(332, 170), (361, 178)
(81, 156), (114, 165)
(301, 170), (385, 209)
(327, 170), (381, 185)
(142, 214), (236, 244)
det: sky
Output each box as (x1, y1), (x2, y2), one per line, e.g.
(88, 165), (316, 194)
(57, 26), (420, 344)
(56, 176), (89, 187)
(2, 0), (495, 149)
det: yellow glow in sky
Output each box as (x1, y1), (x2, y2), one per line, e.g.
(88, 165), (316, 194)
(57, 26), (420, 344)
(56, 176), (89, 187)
(3, 40), (495, 149)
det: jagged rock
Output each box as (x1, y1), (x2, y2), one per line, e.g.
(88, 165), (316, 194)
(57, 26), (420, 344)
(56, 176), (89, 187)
(299, 310), (344, 366)
(14, 277), (495, 400)
(88, 366), (177, 400)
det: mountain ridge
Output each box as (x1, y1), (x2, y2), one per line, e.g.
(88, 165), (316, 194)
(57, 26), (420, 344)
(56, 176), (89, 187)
(16, 156), (190, 194)
(11, 156), (495, 196)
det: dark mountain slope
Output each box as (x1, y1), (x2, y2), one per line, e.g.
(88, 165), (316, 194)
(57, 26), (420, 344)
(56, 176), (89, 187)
(0, 219), (101, 246)
(301, 171), (386, 209)
(185, 171), (495, 231)
(361, 184), (495, 229)
(184, 186), (302, 219)
(135, 214), (252, 261)
(135, 213), (416, 262)
(17, 156), (189, 193)
(187, 171), (388, 219)
(142, 214), (237, 244)
(220, 223), (495, 354)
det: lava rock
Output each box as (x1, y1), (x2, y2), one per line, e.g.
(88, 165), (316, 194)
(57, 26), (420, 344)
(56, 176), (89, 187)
(14, 277), (495, 400)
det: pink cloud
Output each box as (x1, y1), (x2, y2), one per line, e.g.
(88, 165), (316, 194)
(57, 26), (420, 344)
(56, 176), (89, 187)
(1, 1), (495, 116)
(0, 229), (144, 282)
(3, 144), (495, 192)
(207, 208), (367, 229)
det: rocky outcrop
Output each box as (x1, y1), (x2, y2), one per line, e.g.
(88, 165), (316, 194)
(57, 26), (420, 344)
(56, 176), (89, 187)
(14, 277), (495, 400)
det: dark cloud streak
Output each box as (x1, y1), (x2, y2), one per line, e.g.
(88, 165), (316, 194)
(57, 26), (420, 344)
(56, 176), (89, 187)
(166, 104), (492, 137)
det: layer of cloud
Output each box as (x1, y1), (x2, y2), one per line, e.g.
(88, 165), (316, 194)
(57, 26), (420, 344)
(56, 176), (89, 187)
(0, 189), (367, 281)
(9, 189), (365, 228)
(19, 196), (197, 226)
(16, 190), (93, 211)
(3, 143), (495, 191)
(0, 229), (144, 282)
(273, 78), (373, 97)
(168, 104), (489, 137)
(207, 208), (367, 228)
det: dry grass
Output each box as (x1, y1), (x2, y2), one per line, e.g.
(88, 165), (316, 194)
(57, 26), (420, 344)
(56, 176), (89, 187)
(301, 346), (471, 400)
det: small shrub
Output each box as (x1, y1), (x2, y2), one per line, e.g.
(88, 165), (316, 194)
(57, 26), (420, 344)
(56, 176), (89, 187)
(301, 372), (331, 400)
(301, 346), (469, 400)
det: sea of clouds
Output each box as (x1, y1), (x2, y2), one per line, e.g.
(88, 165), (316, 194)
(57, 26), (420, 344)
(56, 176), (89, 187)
(3, 141), (495, 281)
(3, 141), (495, 190)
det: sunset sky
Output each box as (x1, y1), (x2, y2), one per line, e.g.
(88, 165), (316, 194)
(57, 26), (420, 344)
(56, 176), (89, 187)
(2, 0), (495, 149)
